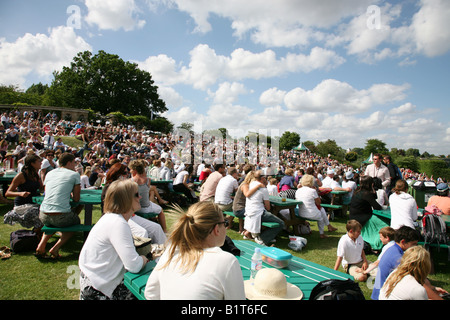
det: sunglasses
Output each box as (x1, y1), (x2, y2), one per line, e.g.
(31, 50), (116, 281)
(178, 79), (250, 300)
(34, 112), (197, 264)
(134, 192), (140, 198)
(216, 220), (229, 228)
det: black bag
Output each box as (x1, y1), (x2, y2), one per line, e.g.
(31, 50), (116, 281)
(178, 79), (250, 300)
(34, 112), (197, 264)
(309, 279), (365, 300)
(220, 236), (241, 256)
(421, 212), (448, 246)
(10, 229), (40, 253)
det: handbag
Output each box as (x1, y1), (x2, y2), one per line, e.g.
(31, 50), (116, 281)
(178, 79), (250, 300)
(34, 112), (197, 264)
(133, 235), (153, 259)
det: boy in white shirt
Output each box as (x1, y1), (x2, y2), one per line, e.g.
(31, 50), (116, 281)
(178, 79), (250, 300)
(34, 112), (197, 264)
(334, 220), (374, 281)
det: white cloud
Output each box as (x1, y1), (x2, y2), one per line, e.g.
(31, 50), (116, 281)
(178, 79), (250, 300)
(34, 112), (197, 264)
(85, 0), (146, 31)
(283, 79), (409, 114)
(388, 102), (416, 115)
(411, 0), (450, 57)
(0, 26), (92, 88)
(138, 44), (344, 90)
(259, 88), (287, 107)
(157, 86), (183, 108)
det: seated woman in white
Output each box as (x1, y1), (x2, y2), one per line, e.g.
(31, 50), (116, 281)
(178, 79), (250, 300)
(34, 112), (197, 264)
(295, 174), (337, 238)
(144, 201), (245, 300)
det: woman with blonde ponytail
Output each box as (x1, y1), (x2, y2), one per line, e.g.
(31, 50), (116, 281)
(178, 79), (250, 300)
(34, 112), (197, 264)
(144, 201), (245, 300)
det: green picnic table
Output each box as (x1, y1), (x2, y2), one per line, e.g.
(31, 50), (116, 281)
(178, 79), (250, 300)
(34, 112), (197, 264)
(123, 240), (353, 300)
(269, 196), (303, 235)
(32, 188), (103, 237)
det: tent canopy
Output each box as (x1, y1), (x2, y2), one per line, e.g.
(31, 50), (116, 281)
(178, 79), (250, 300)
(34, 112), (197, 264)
(362, 153), (373, 164)
(293, 142), (309, 152)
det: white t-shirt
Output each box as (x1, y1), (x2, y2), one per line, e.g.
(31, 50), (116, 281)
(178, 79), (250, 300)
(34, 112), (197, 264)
(336, 233), (365, 269)
(295, 187), (321, 220)
(389, 192), (418, 230)
(322, 176), (341, 189)
(173, 170), (188, 185)
(245, 181), (269, 217)
(144, 246), (245, 300)
(244, 181), (269, 233)
(379, 273), (428, 300)
(214, 175), (238, 205)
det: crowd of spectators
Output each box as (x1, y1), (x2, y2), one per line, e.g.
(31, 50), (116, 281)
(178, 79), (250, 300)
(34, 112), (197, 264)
(1, 109), (449, 300)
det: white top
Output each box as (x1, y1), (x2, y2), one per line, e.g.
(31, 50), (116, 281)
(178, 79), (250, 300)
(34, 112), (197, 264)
(389, 192), (418, 230)
(295, 187), (321, 219)
(173, 170), (188, 185)
(336, 233), (365, 269)
(267, 184), (278, 196)
(80, 175), (91, 189)
(144, 246), (245, 300)
(40, 167), (80, 213)
(159, 166), (172, 181)
(244, 181), (269, 233)
(214, 174), (238, 205)
(379, 274), (428, 300)
(245, 181), (268, 217)
(79, 213), (144, 298)
(322, 176), (340, 189)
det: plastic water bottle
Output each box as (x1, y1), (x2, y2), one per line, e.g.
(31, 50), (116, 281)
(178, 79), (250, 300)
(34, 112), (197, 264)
(250, 248), (262, 283)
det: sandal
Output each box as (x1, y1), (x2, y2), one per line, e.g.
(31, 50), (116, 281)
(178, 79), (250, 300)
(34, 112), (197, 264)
(1, 248), (11, 260)
(34, 251), (48, 259)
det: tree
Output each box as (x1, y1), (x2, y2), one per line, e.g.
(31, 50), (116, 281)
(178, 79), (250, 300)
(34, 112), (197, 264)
(345, 151), (358, 162)
(364, 139), (388, 157)
(316, 139), (345, 161)
(303, 140), (317, 154)
(279, 131), (300, 151)
(46, 50), (166, 116)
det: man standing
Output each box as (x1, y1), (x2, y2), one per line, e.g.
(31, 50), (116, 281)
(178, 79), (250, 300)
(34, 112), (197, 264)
(365, 153), (390, 189)
(36, 153), (82, 259)
(383, 155), (401, 195)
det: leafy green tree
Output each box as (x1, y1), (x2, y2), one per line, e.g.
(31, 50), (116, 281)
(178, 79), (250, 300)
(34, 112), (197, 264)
(46, 50), (166, 116)
(303, 140), (317, 153)
(316, 139), (345, 161)
(364, 139), (388, 157)
(279, 131), (300, 151)
(345, 151), (358, 162)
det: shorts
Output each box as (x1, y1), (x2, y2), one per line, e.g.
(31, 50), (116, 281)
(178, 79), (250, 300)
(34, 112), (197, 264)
(39, 210), (81, 228)
(137, 202), (162, 214)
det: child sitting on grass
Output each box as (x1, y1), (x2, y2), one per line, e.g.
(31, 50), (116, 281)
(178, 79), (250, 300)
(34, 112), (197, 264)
(362, 226), (395, 276)
(334, 220), (375, 282)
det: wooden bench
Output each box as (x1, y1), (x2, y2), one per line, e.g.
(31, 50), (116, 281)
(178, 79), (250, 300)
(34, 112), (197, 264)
(223, 211), (281, 228)
(41, 224), (93, 235)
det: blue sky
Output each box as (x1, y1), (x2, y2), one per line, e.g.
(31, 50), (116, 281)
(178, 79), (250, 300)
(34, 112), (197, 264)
(1, 0), (449, 155)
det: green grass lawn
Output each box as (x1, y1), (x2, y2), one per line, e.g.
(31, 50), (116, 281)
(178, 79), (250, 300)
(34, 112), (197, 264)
(1, 201), (448, 300)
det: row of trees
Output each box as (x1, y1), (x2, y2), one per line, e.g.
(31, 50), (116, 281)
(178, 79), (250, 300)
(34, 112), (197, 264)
(0, 50), (174, 133)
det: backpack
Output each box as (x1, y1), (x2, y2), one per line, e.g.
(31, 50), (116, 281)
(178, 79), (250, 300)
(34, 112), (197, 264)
(10, 229), (40, 253)
(309, 279), (365, 300)
(421, 210), (448, 246)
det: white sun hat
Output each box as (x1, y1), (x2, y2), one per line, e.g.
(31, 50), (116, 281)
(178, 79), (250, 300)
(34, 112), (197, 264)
(244, 268), (303, 300)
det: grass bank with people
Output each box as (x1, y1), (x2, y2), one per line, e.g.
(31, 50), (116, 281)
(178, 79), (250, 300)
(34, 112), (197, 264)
(1, 202), (448, 300)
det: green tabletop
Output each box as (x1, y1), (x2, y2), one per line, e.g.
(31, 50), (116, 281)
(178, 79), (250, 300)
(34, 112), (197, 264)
(372, 208), (448, 226)
(32, 188), (103, 206)
(269, 196), (302, 206)
(0, 172), (18, 182)
(124, 240), (353, 300)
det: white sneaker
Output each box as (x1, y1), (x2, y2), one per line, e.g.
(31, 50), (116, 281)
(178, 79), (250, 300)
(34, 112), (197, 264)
(254, 237), (266, 246)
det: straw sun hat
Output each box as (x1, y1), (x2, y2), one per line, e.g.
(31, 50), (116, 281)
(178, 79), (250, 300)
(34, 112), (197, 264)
(244, 268), (303, 300)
